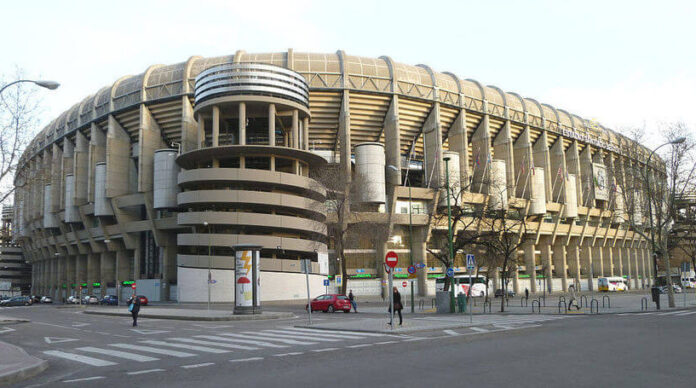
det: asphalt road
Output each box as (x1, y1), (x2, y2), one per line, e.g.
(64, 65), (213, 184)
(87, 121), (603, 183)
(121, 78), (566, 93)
(2, 305), (695, 387)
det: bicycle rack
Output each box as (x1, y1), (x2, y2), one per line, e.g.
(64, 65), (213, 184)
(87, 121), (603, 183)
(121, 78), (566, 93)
(483, 300), (492, 314)
(602, 295), (610, 309)
(641, 297), (648, 311)
(558, 296), (566, 305)
(521, 297), (528, 307)
(590, 299), (599, 314)
(558, 300), (567, 314)
(532, 299), (541, 314)
(580, 295), (589, 308)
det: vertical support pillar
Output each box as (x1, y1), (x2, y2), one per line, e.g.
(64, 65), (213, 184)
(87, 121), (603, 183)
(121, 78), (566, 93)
(100, 251), (115, 297)
(238, 102), (246, 145)
(268, 104), (276, 146)
(632, 247), (640, 289)
(196, 113), (205, 149)
(384, 96), (401, 187)
(541, 239), (554, 293)
(524, 242), (536, 293)
(303, 117), (309, 151)
(291, 109), (299, 149)
(413, 228), (428, 296)
(640, 247), (647, 288)
(616, 246), (624, 279)
(553, 242), (568, 291)
(605, 245), (614, 277)
(581, 241), (593, 291)
(212, 106), (220, 147)
(87, 253), (99, 294)
(594, 243), (604, 278)
(568, 242), (581, 290)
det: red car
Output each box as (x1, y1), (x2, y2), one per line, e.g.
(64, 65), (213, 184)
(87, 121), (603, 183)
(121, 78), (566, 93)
(306, 294), (352, 313)
(137, 295), (149, 306)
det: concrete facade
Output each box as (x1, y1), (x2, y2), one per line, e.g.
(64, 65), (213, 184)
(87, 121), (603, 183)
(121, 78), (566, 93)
(14, 50), (661, 301)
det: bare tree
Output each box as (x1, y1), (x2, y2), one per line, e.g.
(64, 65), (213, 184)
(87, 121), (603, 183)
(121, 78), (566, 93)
(0, 71), (43, 205)
(621, 122), (696, 307)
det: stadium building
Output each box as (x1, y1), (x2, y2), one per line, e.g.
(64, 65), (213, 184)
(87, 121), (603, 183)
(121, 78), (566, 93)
(13, 50), (663, 302)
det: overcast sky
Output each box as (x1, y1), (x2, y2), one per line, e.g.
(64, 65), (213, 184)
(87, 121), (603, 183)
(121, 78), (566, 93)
(2, 0), (694, 147)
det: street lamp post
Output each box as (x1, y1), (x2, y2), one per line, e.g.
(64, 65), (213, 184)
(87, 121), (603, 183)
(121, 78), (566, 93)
(0, 79), (60, 95)
(444, 157), (455, 313)
(388, 164), (415, 313)
(645, 138), (686, 287)
(203, 221), (211, 313)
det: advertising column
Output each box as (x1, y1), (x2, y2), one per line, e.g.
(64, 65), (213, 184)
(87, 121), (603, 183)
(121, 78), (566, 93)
(233, 244), (262, 314)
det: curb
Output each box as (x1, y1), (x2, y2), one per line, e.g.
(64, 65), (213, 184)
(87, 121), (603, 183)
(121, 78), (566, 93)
(83, 310), (296, 321)
(0, 342), (48, 386)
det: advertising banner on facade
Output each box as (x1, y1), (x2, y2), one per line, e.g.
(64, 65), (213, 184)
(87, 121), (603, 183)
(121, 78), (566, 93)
(592, 163), (609, 201)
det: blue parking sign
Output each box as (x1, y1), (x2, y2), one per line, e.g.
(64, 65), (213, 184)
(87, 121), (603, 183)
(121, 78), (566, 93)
(446, 268), (454, 277)
(323, 279), (330, 286)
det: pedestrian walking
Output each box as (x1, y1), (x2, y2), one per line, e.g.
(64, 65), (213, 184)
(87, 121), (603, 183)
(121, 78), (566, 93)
(567, 285), (580, 310)
(127, 294), (141, 326)
(389, 287), (403, 326)
(348, 289), (358, 313)
(525, 288), (529, 300)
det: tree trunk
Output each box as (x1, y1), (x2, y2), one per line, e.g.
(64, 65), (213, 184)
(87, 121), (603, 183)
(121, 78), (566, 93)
(664, 250), (675, 307)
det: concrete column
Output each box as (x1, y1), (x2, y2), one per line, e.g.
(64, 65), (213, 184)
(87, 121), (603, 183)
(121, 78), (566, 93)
(553, 242), (568, 291)
(512, 264), (520, 295)
(77, 255), (87, 296)
(291, 109), (299, 149)
(615, 246), (623, 278)
(594, 243), (604, 277)
(196, 113), (204, 149)
(162, 234), (178, 301)
(268, 104), (276, 146)
(581, 242), (593, 291)
(212, 106), (220, 147)
(66, 256), (75, 296)
(100, 251), (115, 296)
(604, 245), (613, 276)
(524, 242), (536, 293)
(541, 239), (554, 293)
(87, 253), (99, 294)
(238, 102), (246, 145)
(303, 117), (309, 151)
(632, 248), (640, 289)
(413, 229), (428, 296)
(640, 248), (647, 288)
(384, 96), (401, 187)
(568, 243), (581, 290)
(115, 249), (131, 284)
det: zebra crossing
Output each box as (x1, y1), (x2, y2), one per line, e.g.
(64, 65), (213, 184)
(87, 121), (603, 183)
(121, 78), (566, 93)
(617, 310), (696, 317)
(42, 327), (397, 367)
(413, 314), (574, 327)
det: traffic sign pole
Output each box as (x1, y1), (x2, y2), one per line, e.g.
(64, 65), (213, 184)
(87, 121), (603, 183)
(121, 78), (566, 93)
(467, 254), (475, 323)
(385, 251), (398, 330)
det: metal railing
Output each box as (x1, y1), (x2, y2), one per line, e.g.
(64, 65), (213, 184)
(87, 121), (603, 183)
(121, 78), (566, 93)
(602, 295), (611, 309)
(580, 295), (589, 308)
(590, 299), (599, 314)
(532, 299), (541, 314)
(558, 300), (567, 314)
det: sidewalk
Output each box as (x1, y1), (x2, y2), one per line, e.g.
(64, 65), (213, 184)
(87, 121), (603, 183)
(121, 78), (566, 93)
(84, 306), (295, 321)
(0, 341), (47, 385)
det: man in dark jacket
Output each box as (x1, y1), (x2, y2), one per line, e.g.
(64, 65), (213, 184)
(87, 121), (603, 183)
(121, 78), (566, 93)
(127, 294), (141, 327)
(348, 290), (357, 313)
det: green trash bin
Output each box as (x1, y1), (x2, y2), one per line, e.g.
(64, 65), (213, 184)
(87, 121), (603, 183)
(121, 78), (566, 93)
(457, 293), (467, 313)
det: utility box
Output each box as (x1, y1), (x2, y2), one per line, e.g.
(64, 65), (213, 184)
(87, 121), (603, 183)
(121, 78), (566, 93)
(436, 291), (451, 314)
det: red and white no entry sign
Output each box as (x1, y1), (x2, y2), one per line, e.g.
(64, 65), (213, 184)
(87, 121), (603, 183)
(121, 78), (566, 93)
(385, 251), (398, 268)
(131, 284), (136, 289)
(402, 281), (407, 287)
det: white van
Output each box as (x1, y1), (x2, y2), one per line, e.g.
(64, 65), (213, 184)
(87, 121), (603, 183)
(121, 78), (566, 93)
(435, 275), (488, 297)
(598, 276), (628, 292)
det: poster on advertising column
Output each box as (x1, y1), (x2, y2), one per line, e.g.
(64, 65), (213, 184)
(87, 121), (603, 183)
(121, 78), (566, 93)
(592, 163), (609, 201)
(235, 249), (259, 309)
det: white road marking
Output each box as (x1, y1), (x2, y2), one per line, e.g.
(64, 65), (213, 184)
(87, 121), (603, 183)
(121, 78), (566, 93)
(44, 336), (79, 344)
(192, 324), (234, 329)
(470, 327), (490, 332)
(77, 347), (160, 362)
(347, 344), (373, 348)
(0, 327), (16, 334)
(267, 329), (365, 340)
(130, 329), (170, 335)
(257, 331), (341, 342)
(273, 352), (304, 357)
(660, 310), (686, 315)
(312, 347), (339, 352)
(207, 334), (289, 348)
(71, 323), (90, 327)
(280, 327), (385, 337)
(238, 332), (318, 345)
(443, 330), (459, 336)
(401, 337), (427, 342)
(63, 376), (106, 383)
(127, 369), (165, 375)
(110, 343), (196, 357)
(43, 351), (117, 367)
(374, 341), (398, 345)
(181, 362), (215, 369)
(229, 357), (264, 362)
(140, 340), (230, 354)
(674, 310), (696, 316)
(171, 337), (261, 350)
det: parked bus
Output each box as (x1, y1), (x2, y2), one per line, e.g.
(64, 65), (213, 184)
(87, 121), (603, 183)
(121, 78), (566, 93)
(435, 275), (488, 297)
(598, 276), (628, 292)
(681, 270), (695, 289)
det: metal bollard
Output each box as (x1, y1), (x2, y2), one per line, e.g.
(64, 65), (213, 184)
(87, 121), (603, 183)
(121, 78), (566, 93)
(641, 297), (648, 311)
(532, 299), (541, 314)
(559, 296), (566, 305)
(602, 295), (610, 309)
(483, 300), (491, 314)
(558, 300), (567, 314)
(591, 299), (599, 314)
(580, 295), (589, 308)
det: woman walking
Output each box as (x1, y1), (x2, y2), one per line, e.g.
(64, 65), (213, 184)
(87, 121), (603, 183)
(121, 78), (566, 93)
(127, 294), (141, 327)
(390, 287), (403, 326)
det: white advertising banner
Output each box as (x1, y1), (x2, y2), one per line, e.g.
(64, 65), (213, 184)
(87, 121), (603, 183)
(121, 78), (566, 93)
(235, 249), (259, 308)
(318, 252), (329, 275)
(592, 163), (609, 201)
